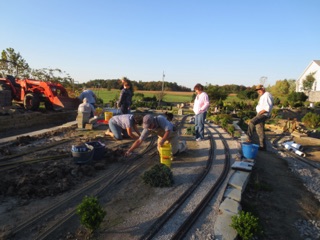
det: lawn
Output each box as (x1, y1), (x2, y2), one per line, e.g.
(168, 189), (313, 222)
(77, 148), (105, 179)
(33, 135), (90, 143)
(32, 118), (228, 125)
(93, 89), (194, 104)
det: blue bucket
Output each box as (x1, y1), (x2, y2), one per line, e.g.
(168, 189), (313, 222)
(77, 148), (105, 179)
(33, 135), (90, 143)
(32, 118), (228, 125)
(242, 143), (259, 159)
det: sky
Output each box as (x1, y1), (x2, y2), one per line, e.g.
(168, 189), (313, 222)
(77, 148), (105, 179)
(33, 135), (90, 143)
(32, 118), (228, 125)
(2, 0), (319, 89)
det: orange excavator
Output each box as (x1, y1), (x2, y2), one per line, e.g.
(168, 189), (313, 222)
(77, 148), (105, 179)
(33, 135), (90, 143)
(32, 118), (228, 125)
(0, 75), (80, 111)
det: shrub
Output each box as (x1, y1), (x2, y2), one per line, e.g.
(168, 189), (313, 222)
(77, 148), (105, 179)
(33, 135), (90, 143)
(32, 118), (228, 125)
(302, 112), (320, 129)
(227, 124), (235, 137)
(76, 196), (106, 232)
(186, 126), (196, 135)
(230, 211), (262, 240)
(142, 163), (174, 187)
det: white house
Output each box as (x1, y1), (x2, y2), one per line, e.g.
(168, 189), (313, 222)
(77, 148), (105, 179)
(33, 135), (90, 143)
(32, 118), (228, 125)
(296, 60), (320, 102)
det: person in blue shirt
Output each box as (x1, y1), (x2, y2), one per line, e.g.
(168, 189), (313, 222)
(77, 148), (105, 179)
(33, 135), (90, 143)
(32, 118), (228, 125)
(79, 87), (97, 108)
(105, 114), (142, 140)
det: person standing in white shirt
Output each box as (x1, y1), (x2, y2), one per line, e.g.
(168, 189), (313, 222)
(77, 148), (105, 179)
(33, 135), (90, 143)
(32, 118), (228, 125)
(193, 83), (210, 141)
(247, 85), (274, 150)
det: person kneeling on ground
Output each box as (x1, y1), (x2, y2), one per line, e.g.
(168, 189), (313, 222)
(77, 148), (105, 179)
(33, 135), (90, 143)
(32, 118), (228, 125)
(105, 114), (143, 140)
(77, 98), (96, 128)
(124, 114), (187, 157)
(78, 97), (95, 118)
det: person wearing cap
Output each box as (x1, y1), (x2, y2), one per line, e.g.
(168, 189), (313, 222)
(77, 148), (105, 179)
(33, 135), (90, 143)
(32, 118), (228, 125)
(124, 114), (187, 157)
(247, 84), (274, 151)
(193, 83), (210, 141)
(105, 114), (143, 140)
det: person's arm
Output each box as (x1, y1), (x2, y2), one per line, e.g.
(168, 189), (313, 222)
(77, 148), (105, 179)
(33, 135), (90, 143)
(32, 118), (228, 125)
(118, 89), (124, 107)
(200, 93), (210, 112)
(158, 130), (171, 148)
(125, 139), (143, 156)
(258, 109), (268, 115)
(90, 105), (95, 115)
(126, 127), (139, 139)
(132, 124), (141, 137)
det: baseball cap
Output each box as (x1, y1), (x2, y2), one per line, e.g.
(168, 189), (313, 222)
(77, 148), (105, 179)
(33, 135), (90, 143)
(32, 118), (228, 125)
(143, 114), (155, 129)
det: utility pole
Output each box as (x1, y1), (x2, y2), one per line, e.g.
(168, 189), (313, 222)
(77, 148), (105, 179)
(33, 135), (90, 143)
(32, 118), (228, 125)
(159, 71), (165, 108)
(260, 76), (267, 86)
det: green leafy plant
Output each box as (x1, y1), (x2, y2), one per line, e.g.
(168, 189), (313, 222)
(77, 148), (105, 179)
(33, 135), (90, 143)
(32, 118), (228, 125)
(302, 112), (320, 129)
(230, 211), (262, 240)
(76, 196), (106, 232)
(142, 163), (174, 187)
(186, 126), (196, 136)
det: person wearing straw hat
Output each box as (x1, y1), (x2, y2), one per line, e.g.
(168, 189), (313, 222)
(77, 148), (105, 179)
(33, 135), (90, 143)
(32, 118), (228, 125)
(247, 84), (274, 151)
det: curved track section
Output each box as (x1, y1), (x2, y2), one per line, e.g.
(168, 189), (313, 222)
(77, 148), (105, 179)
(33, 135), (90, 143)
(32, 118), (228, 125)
(140, 122), (234, 240)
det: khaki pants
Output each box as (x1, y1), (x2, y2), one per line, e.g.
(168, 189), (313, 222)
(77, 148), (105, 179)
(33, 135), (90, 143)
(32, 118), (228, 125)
(158, 132), (180, 155)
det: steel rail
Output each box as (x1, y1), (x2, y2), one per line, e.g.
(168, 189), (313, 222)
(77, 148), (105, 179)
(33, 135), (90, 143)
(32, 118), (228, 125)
(272, 134), (320, 170)
(172, 124), (231, 239)
(33, 137), (158, 240)
(140, 122), (225, 240)
(9, 136), (157, 240)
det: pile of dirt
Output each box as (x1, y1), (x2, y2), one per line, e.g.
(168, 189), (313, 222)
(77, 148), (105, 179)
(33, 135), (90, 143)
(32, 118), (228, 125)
(0, 148), (125, 199)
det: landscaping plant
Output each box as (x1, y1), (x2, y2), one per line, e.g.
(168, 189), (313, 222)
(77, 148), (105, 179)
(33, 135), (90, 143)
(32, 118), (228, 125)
(76, 196), (106, 233)
(230, 210), (262, 240)
(142, 163), (174, 187)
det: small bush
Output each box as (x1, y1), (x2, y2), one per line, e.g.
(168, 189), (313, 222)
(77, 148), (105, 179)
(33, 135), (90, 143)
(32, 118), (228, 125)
(186, 126), (196, 135)
(302, 112), (320, 129)
(230, 211), (262, 240)
(76, 196), (106, 232)
(142, 163), (174, 187)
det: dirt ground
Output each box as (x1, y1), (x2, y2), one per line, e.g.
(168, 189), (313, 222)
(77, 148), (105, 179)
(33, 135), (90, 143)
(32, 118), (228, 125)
(0, 109), (320, 239)
(241, 129), (320, 240)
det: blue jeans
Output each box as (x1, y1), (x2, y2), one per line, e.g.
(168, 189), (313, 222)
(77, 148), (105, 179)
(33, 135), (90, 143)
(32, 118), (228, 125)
(195, 112), (207, 139)
(108, 119), (124, 140)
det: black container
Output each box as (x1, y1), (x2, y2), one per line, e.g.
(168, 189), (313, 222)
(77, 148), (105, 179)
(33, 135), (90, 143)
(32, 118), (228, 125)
(86, 141), (105, 160)
(72, 144), (94, 164)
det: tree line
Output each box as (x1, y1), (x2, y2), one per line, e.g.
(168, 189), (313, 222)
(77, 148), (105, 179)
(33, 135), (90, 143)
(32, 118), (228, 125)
(1, 47), (316, 107)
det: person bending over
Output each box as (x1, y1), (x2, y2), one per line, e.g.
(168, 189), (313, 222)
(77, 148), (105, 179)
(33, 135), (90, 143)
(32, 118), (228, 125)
(105, 114), (143, 140)
(124, 114), (187, 157)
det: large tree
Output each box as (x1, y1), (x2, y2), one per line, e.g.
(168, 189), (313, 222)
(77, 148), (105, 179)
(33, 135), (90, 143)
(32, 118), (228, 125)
(272, 79), (290, 96)
(0, 47), (74, 89)
(0, 48), (30, 78)
(205, 84), (228, 103)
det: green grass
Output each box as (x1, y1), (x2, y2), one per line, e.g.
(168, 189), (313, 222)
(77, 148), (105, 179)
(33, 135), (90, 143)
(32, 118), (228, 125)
(93, 89), (193, 104)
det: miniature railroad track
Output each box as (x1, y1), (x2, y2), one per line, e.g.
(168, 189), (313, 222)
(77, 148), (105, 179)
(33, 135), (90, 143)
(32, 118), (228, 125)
(8, 115), (190, 240)
(271, 134), (320, 170)
(0, 131), (133, 171)
(140, 122), (232, 240)
(8, 136), (158, 240)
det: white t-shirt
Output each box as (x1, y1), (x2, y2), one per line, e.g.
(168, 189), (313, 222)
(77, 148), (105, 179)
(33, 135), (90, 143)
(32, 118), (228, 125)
(256, 92), (273, 117)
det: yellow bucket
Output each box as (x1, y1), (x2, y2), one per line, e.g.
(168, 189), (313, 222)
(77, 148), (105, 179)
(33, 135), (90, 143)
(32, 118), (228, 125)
(104, 112), (113, 124)
(160, 143), (173, 168)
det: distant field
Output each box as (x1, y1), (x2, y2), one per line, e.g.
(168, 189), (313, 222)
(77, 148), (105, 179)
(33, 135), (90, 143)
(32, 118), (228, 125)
(94, 89), (194, 103)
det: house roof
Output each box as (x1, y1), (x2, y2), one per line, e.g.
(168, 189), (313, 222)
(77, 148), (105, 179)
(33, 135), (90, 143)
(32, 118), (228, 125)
(297, 60), (320, 81)
(314, 60), (320, 66)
